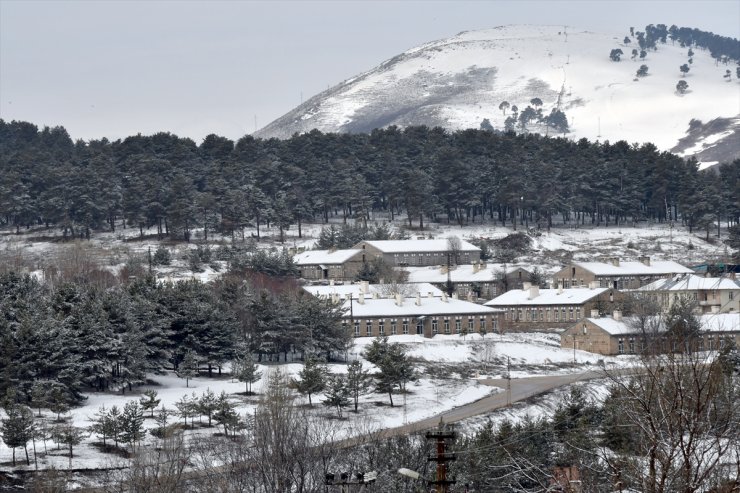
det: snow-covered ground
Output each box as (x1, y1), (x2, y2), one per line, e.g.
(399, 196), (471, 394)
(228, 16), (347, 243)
(0, 332), (631, 471)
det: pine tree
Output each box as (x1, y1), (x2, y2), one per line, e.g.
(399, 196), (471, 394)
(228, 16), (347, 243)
(178, 349), (199, 387)
(175, 394), (194, 428)
(1, 401), (35, 466)
(213, 391), (239, 436)
(119, 401), (145, 450)
(107, 406), (122, 448)
(291, 357), (327, 406)
(234, 353), (262, 395)
(197, 388), (218, 427)
(322, 374), (351, 418)
(346, 361), (372, 413)
(139, 390), (160, 418)
(89, 405), (113, 447)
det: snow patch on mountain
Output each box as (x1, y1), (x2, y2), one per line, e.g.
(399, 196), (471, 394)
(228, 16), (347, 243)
(255, 25), (740, 162)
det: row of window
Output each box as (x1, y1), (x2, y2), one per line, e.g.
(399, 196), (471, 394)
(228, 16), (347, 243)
(505, 307), (582, 323)
(617, 335), (737, 354)
(344, 316), (497, 336)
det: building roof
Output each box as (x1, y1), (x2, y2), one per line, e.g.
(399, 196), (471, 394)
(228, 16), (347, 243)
(303, 283), (445, 298)
(579, 313), (740, 336)
(574, 260), (693, 277)
(637, 274), (740, 292)
(358, 239), (480, 254)
(484, 287), (609, 307)
(294, 249), (363, 266)
(402, 264), (530, 283)
(341, 296), (500, 318)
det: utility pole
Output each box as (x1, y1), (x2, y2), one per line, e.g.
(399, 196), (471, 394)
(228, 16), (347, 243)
(426, 421), (457, 493)
(506, 356), (512, 407)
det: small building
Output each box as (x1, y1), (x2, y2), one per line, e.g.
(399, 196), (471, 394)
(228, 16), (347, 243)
(553, 257), (693, 290)
(294, 249), (366, 281)
(303, 281), (445, 299)
(401, 263), (532, 299)
(561, 313), (740, 356)
(354, 239), (481, 267)
(635, 274), (740, 314)
(337, 292), (502, 338)
(484, 283), (621, 332)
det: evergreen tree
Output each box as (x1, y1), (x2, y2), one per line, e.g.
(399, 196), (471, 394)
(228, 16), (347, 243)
(346, 360), (372, 413)
(178, 349), (199, 387)
(119, 401), (145, 450)
(1, 400), (35, 466)
(197, 388), (218, 427)
(139, 390), (160, 418)
(233, 353), (262, 395)
(213, 391), (239, 436)
(291, 357), (327, 406)
(322, 374), (351, 418)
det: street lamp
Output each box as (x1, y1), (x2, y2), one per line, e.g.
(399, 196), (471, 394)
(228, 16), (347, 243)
(326, 470), (377, 491)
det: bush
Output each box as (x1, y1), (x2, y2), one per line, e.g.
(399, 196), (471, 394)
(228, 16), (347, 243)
(152, 246), (171, 266)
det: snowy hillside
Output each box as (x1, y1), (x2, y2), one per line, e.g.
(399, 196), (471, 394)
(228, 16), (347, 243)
(255, 25), (740, 163)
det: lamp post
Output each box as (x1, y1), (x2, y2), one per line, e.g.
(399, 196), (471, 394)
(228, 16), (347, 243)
(325, 471), (377, 492)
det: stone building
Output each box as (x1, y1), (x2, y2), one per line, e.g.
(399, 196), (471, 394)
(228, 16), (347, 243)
(402, 263), (532, 299)
(553, 257), (693, 290)
(484, 282), (621, 332)
(294, 249), (366, 281)
(354, 239), (480, 267)
(635, 274), (739, 314)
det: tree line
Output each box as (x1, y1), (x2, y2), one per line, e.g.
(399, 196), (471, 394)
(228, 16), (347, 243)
(1, 120), (738, 240)
(0, 268), (350, 411)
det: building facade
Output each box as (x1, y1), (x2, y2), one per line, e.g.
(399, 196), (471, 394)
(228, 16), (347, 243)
(485, 284), (621, 332)
(337, 293), (502, 338)
(561, 313), (740, 356)
(402, 263), (532, 300)
(635, 274), (740, 314)
(553, 257), (693, 290)
(294, 249), (366, 281)
(354, 239), (481, 267)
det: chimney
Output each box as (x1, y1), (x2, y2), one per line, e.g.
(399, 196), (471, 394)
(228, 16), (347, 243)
(415, 293), (421, 306)
(611, 257), (620, 267)
(588, 281), (600, 290)
(638, 256), (651, 266)
(332, 293), (339, 304)
(522, 281), (532, 291)
(372, 292), (379, 299)
(613, 310), (622, 321)
(395, 294), (403, 307)
(467, 291), (474, 301)
(442, 292), (448, 303)
(590, 309), (599, 318)
(528, 286), (539, 300)
(358, 293), (365, 305)
(557, 282), (563, 295)
(452, 292), (459, 299)
(440, 265), (448, 274)
(329, 279), (334, 286)
(428, 291), (434, 298)
(472, 263), (479, 273)
(480, 262), (487, 270)
(361, 280), (369, 293)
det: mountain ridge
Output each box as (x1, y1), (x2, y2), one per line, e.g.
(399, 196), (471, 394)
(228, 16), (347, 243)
(255, 25), (739, 163)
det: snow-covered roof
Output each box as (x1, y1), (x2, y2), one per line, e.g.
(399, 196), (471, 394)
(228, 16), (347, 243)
(575, 260), (693, 276)
(582, 313), (740, 335)
(342, 296), (500, 318)
(403, 264), (529, 283)
(303, 283), (444, 298)
(637, 274), (740, 292)
(485, 287), (609, 306)
(359, 239), (480, 253)
(294, 249), (362, 265)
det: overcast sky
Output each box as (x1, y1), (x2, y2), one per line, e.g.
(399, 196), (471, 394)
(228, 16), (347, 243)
(1, 0), (738, 143)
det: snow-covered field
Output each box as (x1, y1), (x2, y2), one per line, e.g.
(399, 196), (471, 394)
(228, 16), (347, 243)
(0, 332), (630, 472)
(0, 219), (729, 472)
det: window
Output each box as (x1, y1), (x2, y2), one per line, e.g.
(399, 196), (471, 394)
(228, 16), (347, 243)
(432, 318), (438, 334)
(468, 317), (475, 331)
(576, 308), (581, 320)
(444, 318), (450, 334)
(365, 320), (372, 336)
(628, 338), (635, 354)
(416, 320), (423, 335)
(379, 320), (385, 335)
(455, 317), (462, 333)
(618, 339), (624, 354)
(698, 337), (704, 352)
(402, 319), (409, 334)
(561, 308), (566, 321)
(730, 292), (734, 300)
(569, 307), (574, 320)
(582, 325), (587, 334)
(354, 320), (360, 336)
(391, 319), (397, 335)
(546, 308), (551, 321)
(480, 316), (486, 331)
(518, 309), (524, 321)
(554, 309), (559, 322)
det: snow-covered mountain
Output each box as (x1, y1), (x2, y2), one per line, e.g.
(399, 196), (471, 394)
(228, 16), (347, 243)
(255, 25), (739, 163)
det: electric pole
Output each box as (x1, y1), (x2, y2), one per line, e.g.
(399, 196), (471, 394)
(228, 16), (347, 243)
(426, 420), (457, 493)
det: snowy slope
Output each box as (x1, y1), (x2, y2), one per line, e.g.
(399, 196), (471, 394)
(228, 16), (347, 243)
(255, 25), (740, 162)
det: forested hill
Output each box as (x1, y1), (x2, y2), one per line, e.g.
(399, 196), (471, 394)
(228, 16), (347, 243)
(1, 120), (738, 240)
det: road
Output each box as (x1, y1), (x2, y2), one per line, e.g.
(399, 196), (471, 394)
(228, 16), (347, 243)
(371, 370), (605, 439)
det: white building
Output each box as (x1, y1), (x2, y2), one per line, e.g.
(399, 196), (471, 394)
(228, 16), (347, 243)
(636, 274), (740, 314)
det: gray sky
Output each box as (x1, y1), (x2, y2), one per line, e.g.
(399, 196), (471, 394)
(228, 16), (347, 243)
(1, 0), (738, 143)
